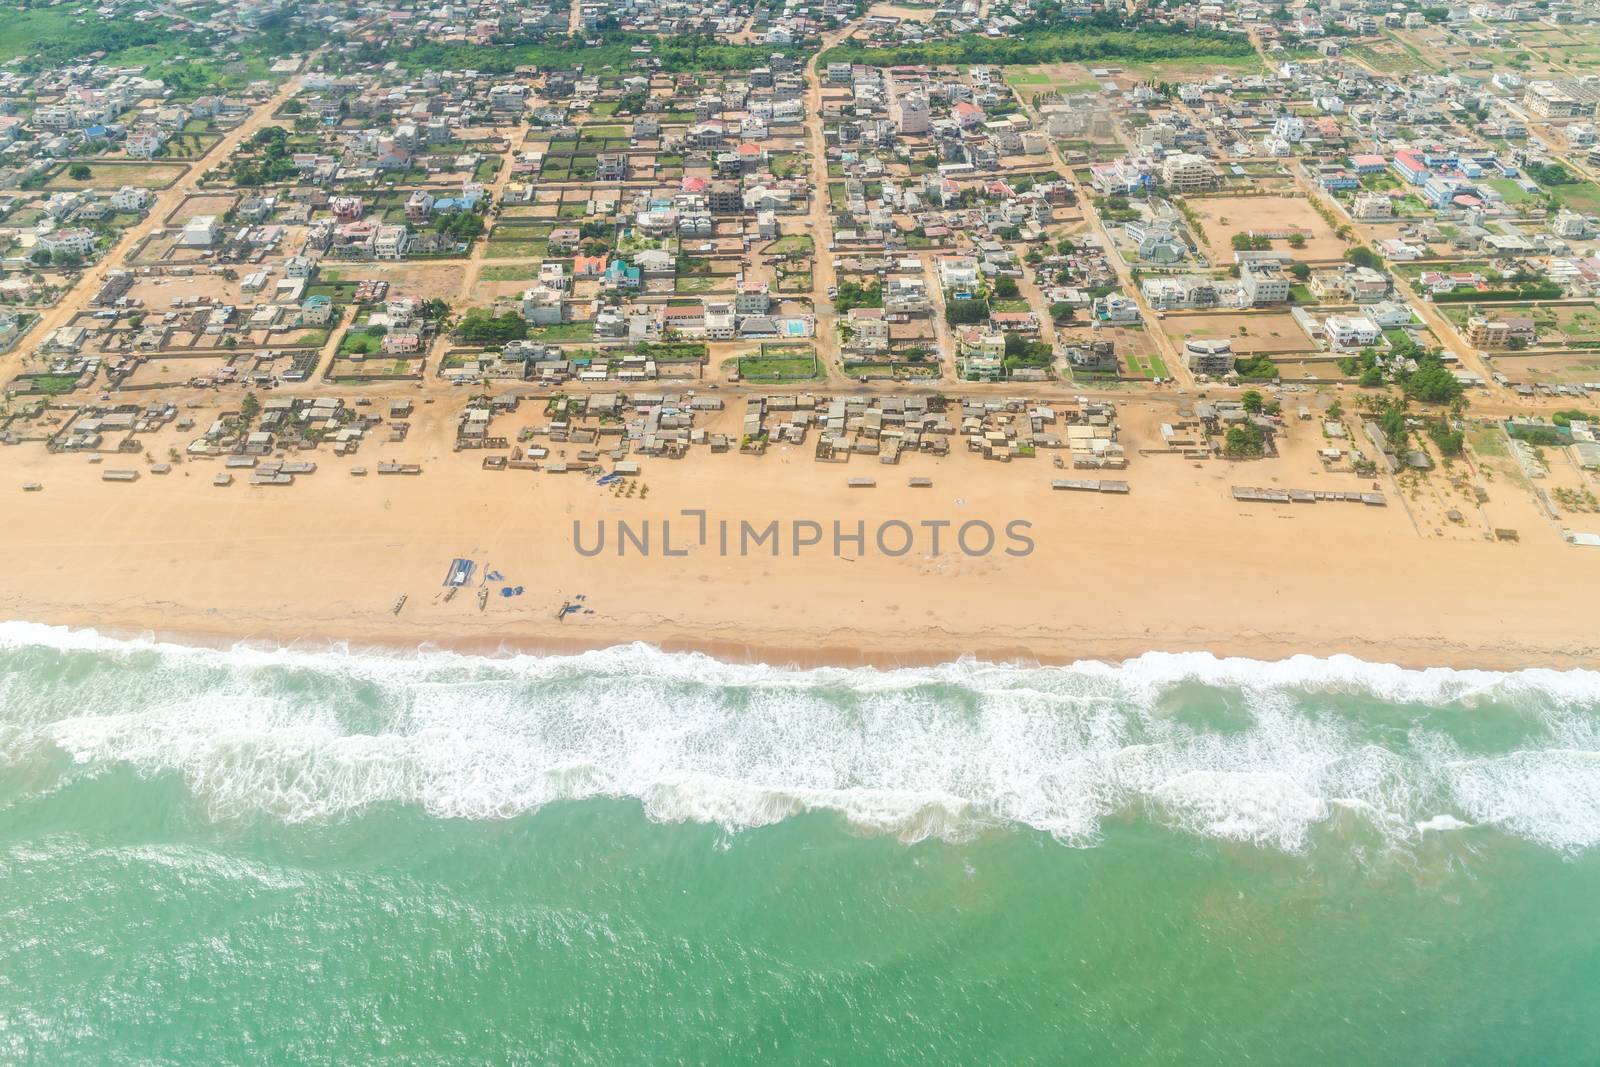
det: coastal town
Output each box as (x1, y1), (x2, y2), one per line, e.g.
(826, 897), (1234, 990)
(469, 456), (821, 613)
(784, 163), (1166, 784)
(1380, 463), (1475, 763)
(3, 0), (1600, 659)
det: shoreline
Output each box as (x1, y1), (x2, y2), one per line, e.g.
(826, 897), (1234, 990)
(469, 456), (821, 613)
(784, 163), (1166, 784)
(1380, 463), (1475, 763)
(5, 399), (1599, 679)
(6, 609), (1596, 675)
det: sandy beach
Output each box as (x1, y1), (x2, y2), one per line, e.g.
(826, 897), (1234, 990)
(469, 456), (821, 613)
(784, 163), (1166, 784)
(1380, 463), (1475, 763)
(3, 396), (1597, 672)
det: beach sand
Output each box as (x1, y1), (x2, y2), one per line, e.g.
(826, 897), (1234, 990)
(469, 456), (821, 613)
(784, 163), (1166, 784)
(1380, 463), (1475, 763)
(3, 397), (1598, 672)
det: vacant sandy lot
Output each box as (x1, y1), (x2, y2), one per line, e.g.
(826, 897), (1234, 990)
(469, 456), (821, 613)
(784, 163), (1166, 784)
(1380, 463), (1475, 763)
(45, 162), (189, 191)
(1161, 311), (1319, 355)
(1187, 194), (1347, 262)
(167, 193), (241, 226)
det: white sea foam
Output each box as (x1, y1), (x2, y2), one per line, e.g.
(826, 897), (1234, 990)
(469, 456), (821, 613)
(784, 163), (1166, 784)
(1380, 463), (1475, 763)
(3, 620), (1600, 853)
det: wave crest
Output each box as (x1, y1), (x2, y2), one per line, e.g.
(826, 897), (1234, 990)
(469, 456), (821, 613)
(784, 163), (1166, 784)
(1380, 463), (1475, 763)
(3, 620), (1600, 853)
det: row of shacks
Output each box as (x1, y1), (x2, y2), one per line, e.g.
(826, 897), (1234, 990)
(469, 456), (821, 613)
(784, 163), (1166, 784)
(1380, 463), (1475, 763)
(1232, 486), (1387, 506)
(473, 391), (730, 463)
(735, 394), (1126, 467)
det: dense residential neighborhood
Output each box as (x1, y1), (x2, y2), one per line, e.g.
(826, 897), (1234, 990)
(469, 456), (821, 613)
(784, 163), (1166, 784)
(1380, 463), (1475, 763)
(2, 0), (1600, 528)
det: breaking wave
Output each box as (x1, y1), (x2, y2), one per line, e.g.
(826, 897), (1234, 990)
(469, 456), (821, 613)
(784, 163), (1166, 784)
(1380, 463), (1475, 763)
(3, 620), (1600, 853)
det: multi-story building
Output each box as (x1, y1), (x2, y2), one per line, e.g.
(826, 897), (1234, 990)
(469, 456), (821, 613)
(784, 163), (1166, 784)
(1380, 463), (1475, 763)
(1524, 80), (1588, 119)
(1160, 152), (1215, 193)
(38, 228), (96, 258)
(1324, 314), (1382, 349)
(1466, 316), (1509, 348)
(1353, 191), (1394, 220)
(708, 182), (742, 214)
(374, 225), (409, 261)
(1184, 337), (1236, 376)
(1240, 262), (1290, 306)
(894, 93), (929, 135)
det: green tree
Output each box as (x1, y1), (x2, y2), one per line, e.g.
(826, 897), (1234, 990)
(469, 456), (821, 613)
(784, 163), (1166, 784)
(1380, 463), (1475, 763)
(993, 275), (1020, 299)
(944, 295), (990, 326)
(1241, 389), (1264, 414)
(1346, 246), (1384, 271)
(1224, 421), (1265, 458)
(1427, 418), (1463, 456)
(68, 163), (92, 181)
(1403, 360), (1463, 404)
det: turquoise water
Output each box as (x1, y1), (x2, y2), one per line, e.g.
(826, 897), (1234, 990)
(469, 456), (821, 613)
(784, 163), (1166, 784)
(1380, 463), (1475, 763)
(2, 624), (1600, 1063)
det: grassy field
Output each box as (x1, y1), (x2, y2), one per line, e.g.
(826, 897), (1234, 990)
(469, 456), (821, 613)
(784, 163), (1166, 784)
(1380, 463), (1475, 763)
(1549, 181), (1600, 215)
(43, 162), (189, 191)
(525, 322), (595, 342)
(737, 355), (821, 381)
(479, 265), (543, 282)
(485, 239), (548, 259)
(1489, 178), (1536, 204)
(1121, 53), (1262, 77)
(765, 234), (814, 257)
(1123, 354), (1169, 379)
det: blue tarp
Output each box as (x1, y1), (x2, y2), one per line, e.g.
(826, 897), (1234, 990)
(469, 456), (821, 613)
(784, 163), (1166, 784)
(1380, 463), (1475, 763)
(443, 558), (476, 587)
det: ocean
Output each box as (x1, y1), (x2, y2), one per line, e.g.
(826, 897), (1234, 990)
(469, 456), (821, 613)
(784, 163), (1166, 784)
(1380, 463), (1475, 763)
(2, 621), (1599, 1064)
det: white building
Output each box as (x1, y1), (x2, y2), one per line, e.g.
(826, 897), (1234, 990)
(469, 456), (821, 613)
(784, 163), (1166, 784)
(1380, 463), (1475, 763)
(1324, 313), (1382, 349)
(520, 285), (564, 324)
(1353, 192), (1394, 220)
(39, 228), (96, 257)
(374, 225), (410, 260)
(1161, 152), (1215, 192)
(1272, 114), (1305, 143)
(182, 215), (220, 247)
(1240, 261), (1291, 306)
(110, 186), (154, 213)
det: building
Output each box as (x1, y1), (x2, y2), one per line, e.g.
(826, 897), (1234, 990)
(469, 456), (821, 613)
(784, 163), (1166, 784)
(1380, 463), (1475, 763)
(1466, 316), (1510, 348)
(300, 295), (334, 326)
(938, 256), (981, 293)
(1142, 275), (1217, 310)
(1184, 337), (1236, 376)
(182, 215), (220, 247)
(844, 307), (889, 352)
(1160, 152), (1215, 193)
(1324, 314), (1381, 349)
(520, 285), (564, 324)
(1524, 80), (1588, 119)
(708, 182), (742, 214)
(110, 186), (153, 213)
(1392, 149), (1429, 185)
(1353, 191), (1394, 220)
(374, 225), (409, 260)
(735, 285), (771, 316)
(894, 93), (930, 135)
(39, 228), (96, 258)
(125, 129), (166, 158)
(1240, 261), (1290, 306)
(405, 190), (435, 222)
